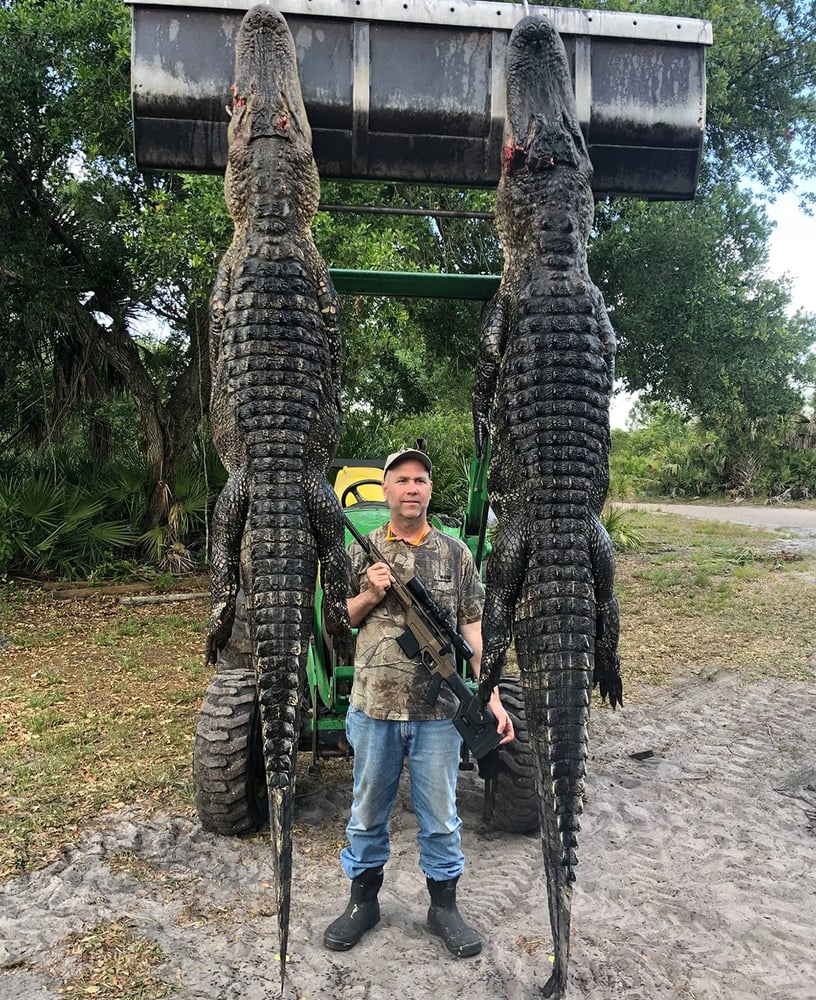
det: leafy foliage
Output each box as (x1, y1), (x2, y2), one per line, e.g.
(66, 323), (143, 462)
(591, 181), (816, 421)
(0, 450), (222, 579)
(0, 0), (214, 525)
(601, 506), (645, 551)
(610, 401), (816, 499)
(0, 474), (135, 578)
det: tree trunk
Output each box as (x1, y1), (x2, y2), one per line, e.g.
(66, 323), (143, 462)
(78, 297), (212, 529)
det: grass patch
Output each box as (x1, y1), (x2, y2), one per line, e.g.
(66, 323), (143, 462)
(1, 509), (814, 880)
(0, 587), (207, 880)
(615, 509), (816, 688)
(61, 921), (172, 999)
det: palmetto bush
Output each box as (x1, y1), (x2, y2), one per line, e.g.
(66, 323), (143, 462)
(601, 504), (644, 551)
(0, 473), (136, 578)
(0, 454), (222, 580)
(139, 464), (213, 573)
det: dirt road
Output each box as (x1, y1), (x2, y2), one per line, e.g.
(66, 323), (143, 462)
(619, 501), (816, 532)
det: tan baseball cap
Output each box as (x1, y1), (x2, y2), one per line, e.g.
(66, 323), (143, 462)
(382, 448), (432, 476)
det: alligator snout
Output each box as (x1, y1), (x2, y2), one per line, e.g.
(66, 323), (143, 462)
(505, 14), (584, 165)
(231, 4), (311, 146)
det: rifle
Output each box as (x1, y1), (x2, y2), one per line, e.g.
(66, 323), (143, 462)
(343, 515), (503, 759)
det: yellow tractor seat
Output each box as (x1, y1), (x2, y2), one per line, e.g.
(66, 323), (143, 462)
(334, 465), (385, 507)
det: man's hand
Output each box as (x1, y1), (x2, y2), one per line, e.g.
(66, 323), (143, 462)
(365, 561), (393, 602)
(486, 690), (514, 746)
(459, 620), (513, 746)
(347, 561), (394, 627)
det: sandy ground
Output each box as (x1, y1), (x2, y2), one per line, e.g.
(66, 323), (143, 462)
(1, 668), (815, 1000)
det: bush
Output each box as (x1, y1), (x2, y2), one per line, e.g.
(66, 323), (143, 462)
(0, 473), (135, 578)
(602, 505), (644, 551)
(0, 453), (220, 580)
(609, 400), (816, 501)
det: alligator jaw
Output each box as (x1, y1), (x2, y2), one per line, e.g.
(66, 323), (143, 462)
(504, 15), (588, 175)
(229, 5), (311, 148)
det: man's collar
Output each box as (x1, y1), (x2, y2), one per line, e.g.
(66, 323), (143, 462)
(386, 521), (431, 546)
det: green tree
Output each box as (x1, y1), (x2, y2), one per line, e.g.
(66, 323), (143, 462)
(0, 0), (221, 526)
(590, 180), (816, 421)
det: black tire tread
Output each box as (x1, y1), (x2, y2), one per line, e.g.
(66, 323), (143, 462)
(488, 677), (539, 834)
(193, 668), (268, 835)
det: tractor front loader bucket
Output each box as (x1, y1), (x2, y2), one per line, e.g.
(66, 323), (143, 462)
(127, 0), (711, 199)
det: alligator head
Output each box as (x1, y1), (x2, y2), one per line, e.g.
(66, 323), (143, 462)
(498, 15), (593, 249)
(225, 5), (318, 228)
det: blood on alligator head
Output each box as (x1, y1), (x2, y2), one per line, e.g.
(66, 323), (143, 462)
(225, 5), (318, 227)
(498, 14), (594, 255)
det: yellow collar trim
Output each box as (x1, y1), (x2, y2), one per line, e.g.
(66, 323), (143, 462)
(386, 522), (431, 546)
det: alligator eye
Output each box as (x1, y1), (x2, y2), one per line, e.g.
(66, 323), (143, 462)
(510, 145), (528, 172)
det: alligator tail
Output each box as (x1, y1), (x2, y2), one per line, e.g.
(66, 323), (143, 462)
(243, 434), (317, 985)
(516, 523), (593, 998)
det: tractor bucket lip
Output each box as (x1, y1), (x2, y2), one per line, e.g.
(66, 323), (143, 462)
(128, 0), (711, 198)
(123, 0), (712, 46)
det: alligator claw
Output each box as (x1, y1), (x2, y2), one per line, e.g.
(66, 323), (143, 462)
(205, 605), (235, 665)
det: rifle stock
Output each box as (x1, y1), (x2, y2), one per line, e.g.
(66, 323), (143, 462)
(344, 515), (502, 759)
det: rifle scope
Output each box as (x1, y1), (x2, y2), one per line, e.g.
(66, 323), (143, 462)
(405, 577), (474, 662)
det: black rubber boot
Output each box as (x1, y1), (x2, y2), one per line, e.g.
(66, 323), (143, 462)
(323, 867), (383, 951)
(426, 876), (482, 957)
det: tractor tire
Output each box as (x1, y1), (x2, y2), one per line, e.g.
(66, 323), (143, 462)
(486, 677), (539, 834)
(193, 668), (269, 835)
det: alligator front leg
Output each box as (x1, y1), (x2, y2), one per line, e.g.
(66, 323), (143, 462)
(588, 513), (622, 706)
(473, 292), (507, 460)
(585, 309), (621, 706)
(304, 469), (352, 643)
(307, 246), (343, 409)
(206, 468), (248, 664)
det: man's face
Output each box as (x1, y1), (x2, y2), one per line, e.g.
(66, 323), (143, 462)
(382, 459), (433, 523)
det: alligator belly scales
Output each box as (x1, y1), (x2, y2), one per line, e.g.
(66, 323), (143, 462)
(205, 5), (350, 985)
(474, 16), (623, 998)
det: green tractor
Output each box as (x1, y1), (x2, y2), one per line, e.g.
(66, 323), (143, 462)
(192, 451), (538, 839)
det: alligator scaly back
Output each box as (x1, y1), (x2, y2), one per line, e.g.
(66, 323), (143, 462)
(205, 5), (351, 988)
(474, 15), (622, 998)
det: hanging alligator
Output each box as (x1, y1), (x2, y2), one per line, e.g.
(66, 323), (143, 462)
(205, 4), (351, 985)
(474, 15), (623, 999)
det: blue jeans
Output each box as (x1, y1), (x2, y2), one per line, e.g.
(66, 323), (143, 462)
(340, 706), (464, 882)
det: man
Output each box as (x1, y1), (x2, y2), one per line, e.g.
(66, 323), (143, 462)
(323, 447), (513, 958)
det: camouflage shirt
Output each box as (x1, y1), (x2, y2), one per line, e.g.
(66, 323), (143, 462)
(348, 525), (485, 721)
